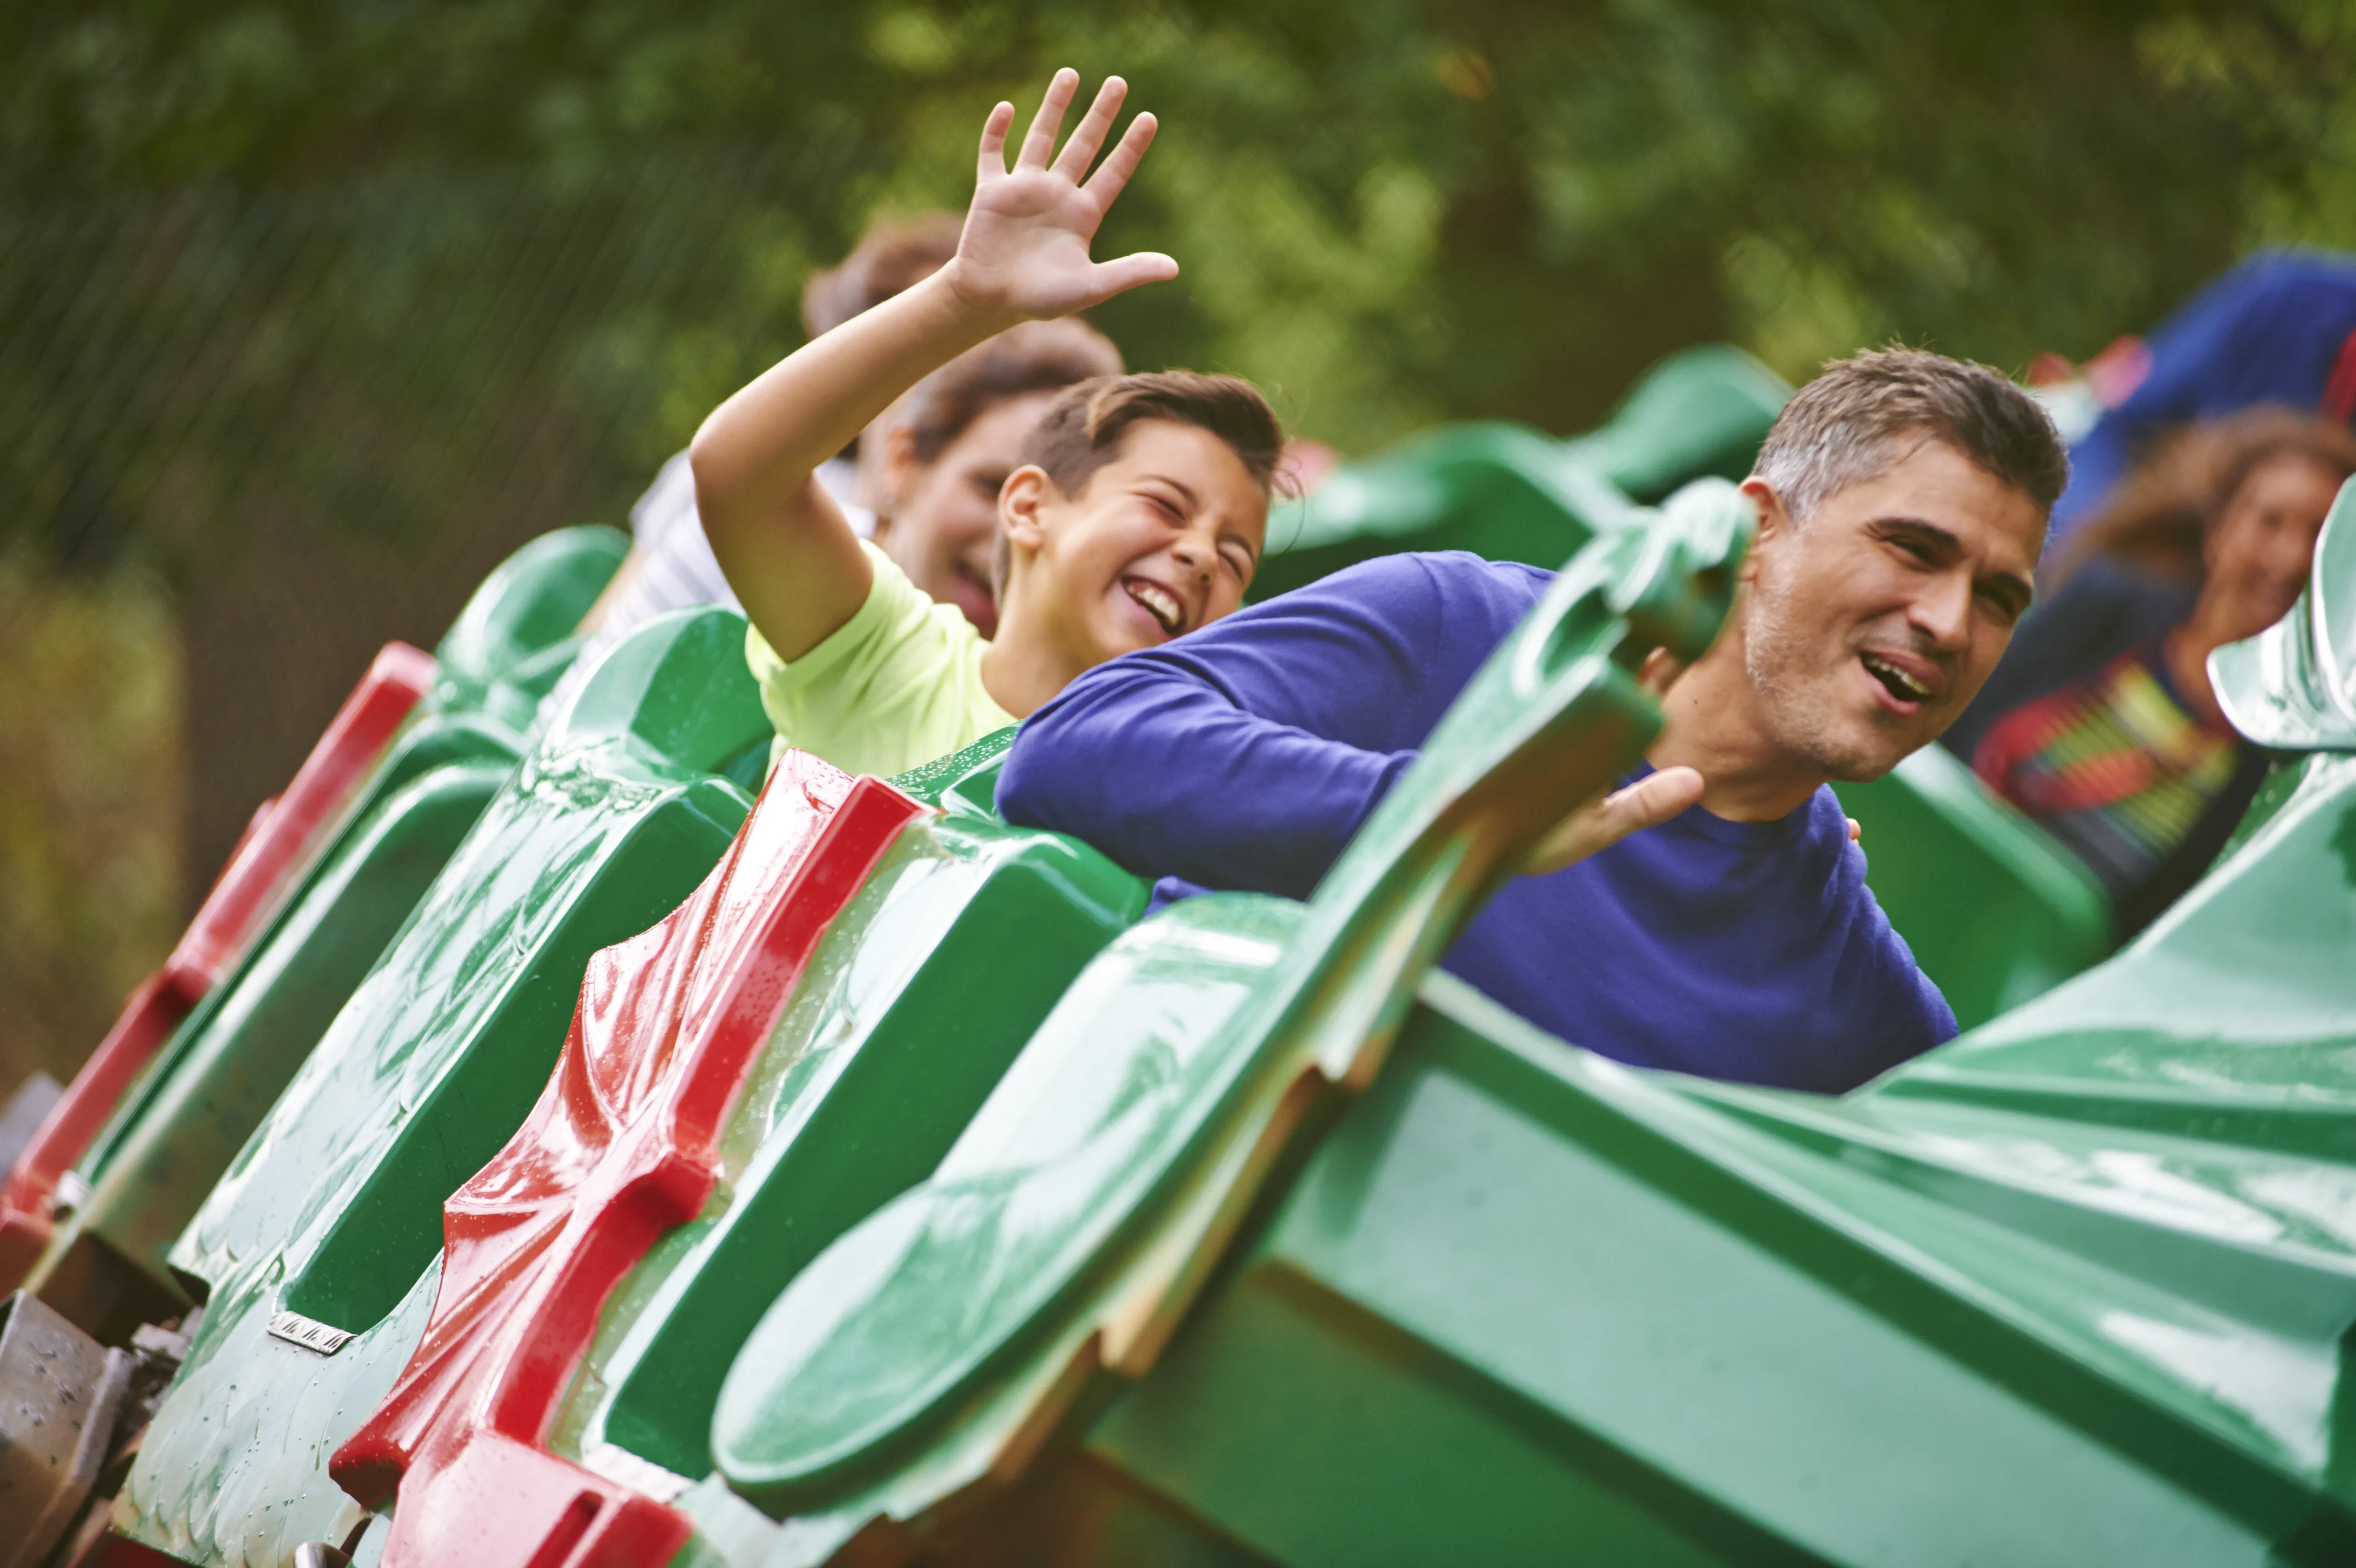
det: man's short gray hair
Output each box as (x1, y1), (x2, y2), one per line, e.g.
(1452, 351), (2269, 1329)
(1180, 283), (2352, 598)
(1755, 348), (2070, 523)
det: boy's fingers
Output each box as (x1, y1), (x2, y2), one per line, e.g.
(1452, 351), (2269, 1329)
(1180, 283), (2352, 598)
(1017, 67), (1080, 171)
(1085, 251), (1180, 302)
(1051, 76), (1128, 182)
(975, 101), (1015, 180)
(1082, 112), (1158, 206)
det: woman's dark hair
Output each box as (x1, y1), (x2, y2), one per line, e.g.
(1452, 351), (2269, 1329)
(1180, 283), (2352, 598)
(2052, 407), (2356, 588)
(897, 319), (1123, 466)
(800, 212), (964, 338)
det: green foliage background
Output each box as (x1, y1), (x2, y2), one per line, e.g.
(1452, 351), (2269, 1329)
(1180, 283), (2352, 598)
(6, 0), (2348, 557)
(0, 0), (2348, 1081)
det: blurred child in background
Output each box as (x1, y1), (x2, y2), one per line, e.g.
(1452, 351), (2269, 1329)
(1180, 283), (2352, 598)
(577, 213), (961, 638)
(1959, 409), (2356, 935)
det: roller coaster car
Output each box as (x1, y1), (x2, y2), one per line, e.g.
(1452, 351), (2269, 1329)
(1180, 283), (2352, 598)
(109, 603), (769, 1566)
(675, 474), (2346, 1567)
(17, 528), (631, 1345)
(340, 498), (2356, 1568)
(248, 479), (1738, 1568)
(322, 493), (2356, 1568)
(36, 349), (2312, 1568)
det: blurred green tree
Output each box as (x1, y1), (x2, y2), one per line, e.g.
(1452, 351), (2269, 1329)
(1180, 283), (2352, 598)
(0, 0), (2327, 480)
(0, 0), (2342, 1078)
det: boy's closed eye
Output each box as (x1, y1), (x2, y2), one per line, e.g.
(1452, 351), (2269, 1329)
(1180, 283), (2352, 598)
(1138, 482), (1190, 523)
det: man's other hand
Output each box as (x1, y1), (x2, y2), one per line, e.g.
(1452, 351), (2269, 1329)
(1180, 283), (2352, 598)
(1523, 765), (1705, 877)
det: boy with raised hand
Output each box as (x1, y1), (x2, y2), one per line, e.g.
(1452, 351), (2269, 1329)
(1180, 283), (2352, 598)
(692, 70), (1281, 780)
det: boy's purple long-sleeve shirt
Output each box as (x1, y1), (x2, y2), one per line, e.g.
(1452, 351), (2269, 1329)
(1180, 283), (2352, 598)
(997, 551), (1955, 1094)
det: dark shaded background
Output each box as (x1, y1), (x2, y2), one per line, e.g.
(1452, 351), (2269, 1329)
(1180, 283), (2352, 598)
(2, 0), (2349, 1085)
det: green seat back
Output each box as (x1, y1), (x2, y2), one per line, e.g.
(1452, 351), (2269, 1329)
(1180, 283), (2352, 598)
(1832, 746), (2110, 1032)
(113, 605), (768, 1568)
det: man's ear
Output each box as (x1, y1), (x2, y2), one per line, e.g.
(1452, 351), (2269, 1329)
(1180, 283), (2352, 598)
(1736, 475), (1792, 584)
(999, 464), (1056, 553)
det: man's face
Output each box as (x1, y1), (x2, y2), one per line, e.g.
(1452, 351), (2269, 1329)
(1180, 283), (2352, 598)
(1739, 436), (2044, 782)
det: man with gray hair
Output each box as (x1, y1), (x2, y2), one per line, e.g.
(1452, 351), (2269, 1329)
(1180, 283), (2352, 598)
(999, 349), (2067, 1091)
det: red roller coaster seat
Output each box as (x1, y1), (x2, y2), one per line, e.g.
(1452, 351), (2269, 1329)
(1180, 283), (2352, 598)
(0, 642), (437, 1287)
(329, 750), (924, 1568)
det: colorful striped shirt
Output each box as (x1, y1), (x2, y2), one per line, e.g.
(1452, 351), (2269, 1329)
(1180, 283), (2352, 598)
(1972, 644), (2239, 900)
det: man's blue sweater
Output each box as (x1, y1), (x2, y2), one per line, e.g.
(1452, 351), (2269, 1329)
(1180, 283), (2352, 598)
(998, 551), (1956, 1093)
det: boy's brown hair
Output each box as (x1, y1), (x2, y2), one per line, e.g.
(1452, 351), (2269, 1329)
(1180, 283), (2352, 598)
(992, 371), (1284, 594)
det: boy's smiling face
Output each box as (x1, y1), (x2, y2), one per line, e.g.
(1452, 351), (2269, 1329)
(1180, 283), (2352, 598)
(999, 418), (1269, 664)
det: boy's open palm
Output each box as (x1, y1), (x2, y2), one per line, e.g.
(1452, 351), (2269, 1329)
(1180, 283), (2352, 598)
(952, 69), (1178, 321)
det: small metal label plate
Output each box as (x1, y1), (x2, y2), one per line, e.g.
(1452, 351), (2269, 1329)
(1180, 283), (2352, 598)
(580, 1439), (694, 1503)
(50, 1170), (92, 1220)
(267, 1310), (356, 1356)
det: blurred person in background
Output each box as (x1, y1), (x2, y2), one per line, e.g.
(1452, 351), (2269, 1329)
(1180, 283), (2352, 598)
(548, 216), (1123, 736)
(864, 320), (1123, 639)
(575, 211), (964, 639)
(2046, 250), (2356, 552)
(1957, 409), (2356, 937)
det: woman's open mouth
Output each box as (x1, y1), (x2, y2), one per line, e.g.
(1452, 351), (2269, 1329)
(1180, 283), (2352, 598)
(1123, 577), (1187, 637)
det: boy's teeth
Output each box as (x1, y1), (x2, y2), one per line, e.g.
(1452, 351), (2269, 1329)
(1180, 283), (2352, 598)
(1126, 579), (1183, 634)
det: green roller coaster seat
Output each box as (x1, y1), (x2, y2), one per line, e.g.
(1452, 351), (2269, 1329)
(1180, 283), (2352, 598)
(112, 605), (768, 1568)
(1247, 344), (1789, 605)
(1061, 766), (2356, 1568)
(1247, 422), (1634, 603)
(540, 737), (1149, 1499)
(31, 527), (629, 1335)
(1832, 745), (2111, 1033)
(1561, 342), (1795, 502)
(666, 457), (2352, 1568)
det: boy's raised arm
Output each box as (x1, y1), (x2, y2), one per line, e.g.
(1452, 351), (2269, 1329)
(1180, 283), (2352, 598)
(690, 69), (1175, 663)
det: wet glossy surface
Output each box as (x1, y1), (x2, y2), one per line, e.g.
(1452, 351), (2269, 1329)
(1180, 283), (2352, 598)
(28, 526), (628, 1317)
(709, 482), (1750, 1537)
(327, 751), (917, 1568)
(1831, 743), (2110, 1030)
(2213, 477), (2356, 751)
(114, 603), (765, 1568)
(567, 759), (1146, 1488)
